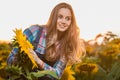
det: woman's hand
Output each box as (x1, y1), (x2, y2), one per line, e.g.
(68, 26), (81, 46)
(29, 48), (44, 69)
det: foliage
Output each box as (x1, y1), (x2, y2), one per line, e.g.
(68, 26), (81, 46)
(83, 31), (120, 80)
(96, 38), (120, 73)
(5, 65), (58, 80)
(0, 42), (11, 79)
(106, 61), (120, 80)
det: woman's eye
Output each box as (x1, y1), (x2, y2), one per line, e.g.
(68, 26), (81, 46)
(66, 17), (71, 21)
(58, 15), (63, 19)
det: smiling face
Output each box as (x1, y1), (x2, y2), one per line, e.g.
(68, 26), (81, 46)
(57, 8), (72, 32)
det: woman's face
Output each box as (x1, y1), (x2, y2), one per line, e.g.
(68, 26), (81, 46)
(57, 8), (72, 32)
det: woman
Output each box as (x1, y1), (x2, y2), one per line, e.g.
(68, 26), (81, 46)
(7, 2), (85, 80)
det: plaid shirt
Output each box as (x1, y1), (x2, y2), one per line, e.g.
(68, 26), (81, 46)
(7, 25), (66, 79)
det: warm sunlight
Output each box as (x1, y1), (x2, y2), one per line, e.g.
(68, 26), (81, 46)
(0, 0), (120, 41)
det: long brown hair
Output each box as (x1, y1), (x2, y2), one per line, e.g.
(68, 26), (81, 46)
(45, 2), (85, 64)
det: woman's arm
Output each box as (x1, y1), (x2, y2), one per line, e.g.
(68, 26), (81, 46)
(44, 57), (67, 78)
(29, 49), (67, 79)
(7, 25), (40, 65)
(7, 48), (18, 65)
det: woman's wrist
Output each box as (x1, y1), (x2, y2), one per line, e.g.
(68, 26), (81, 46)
(35, 57), (44, 69)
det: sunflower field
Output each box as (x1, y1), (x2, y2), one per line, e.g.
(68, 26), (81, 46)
(1, 31), (120, 80)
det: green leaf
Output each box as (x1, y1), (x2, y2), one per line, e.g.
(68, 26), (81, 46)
(5, 65), (25, 79)
(106, 62), (120, 80)
(30, 70), (58, 79)
(5, 65), (22, 75)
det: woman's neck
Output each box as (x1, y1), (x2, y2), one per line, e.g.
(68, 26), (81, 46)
(57, 30), (65, 41)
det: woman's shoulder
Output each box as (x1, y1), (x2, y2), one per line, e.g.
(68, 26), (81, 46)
(24, 24), (45, 33)
(23, 24), (46, 42)
(29, 24), (45, 30)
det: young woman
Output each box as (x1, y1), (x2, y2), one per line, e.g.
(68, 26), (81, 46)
(7, 2), (85, 80)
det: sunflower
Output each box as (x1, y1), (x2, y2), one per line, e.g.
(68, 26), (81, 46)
(60, 66), (75, 80)
(75, 63), (98, 74)
(13, 28), (38, 68)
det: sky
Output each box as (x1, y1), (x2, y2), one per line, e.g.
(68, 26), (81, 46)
(0, 0), (120, 41)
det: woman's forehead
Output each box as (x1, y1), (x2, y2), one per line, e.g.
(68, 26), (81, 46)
(58, 8), (71, 17)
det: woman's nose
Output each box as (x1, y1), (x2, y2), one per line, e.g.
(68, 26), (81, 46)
(61, 18), (66, 24)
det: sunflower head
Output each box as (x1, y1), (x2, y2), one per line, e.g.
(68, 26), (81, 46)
(13, 28), (37, 68)
(75, 63), (98, 74)
(60, 66), (75, 80)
